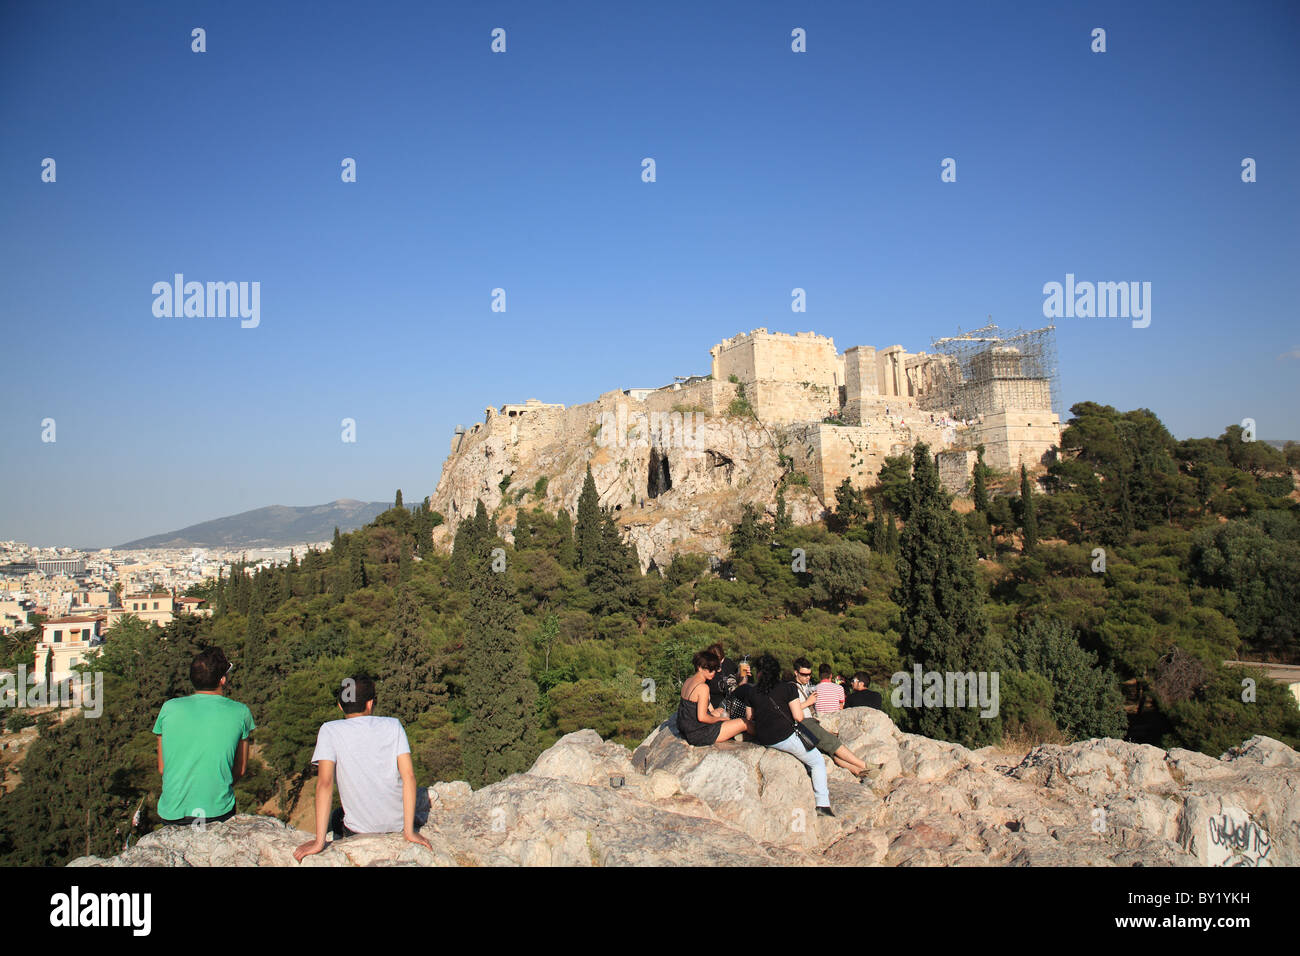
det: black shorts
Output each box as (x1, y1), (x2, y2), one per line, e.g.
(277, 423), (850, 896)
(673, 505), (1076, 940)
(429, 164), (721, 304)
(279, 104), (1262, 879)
(159, 808), (236, 827)
(329, 805), (360, 839)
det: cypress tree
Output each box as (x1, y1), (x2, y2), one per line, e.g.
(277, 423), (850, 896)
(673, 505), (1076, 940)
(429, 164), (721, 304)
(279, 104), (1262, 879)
(381, 584), (441, 723)
(332, 543), (352, 599)
(871, 503), (887, 555)
(885, 512), (899, 555)
(332, 526), (342, 553)
(215, 568), (226, 616)
(451, 500), (490, 587)
(730, 505), (763, 557)
(576, 466), (601, 569)
(972, 445), (990, 514)
(398, 539), (412, 582)
(775, 488), (792, 534)
(349, 547), (367, 592)
(461, 522), (536, 787)
(236, 563), (252, 615)
(395, 489), (403, 509)
(1020, 465), (1038, 554)
(892, 443), (1000, 747)
(243, 596), (272, 718)
(555, 508), (577, 568)
(264, 564), (282, 607)
(587, 510), (637, 617)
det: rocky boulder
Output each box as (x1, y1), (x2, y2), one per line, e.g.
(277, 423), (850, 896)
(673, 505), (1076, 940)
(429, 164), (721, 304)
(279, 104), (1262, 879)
(71, 709), (1297, 867)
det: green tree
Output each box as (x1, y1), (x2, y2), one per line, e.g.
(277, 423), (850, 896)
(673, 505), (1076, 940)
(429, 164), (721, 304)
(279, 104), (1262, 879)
(1020, 465), (1039, 555)
(587, 510), (639, 619)
(575, 466), (601, 569)
(1011, 618), (1127, 739)
(874, 453), (914, 520)
(380, 585), (443, 724)
(972, 445), (990, 514)
(461, 524), (537, 787)
(729, 505), (765, 557)
(349, 546), (367, 592)
(892, 443), (1000, 747)
(554, 508), (577, 568)
(805, 540), (873, 611)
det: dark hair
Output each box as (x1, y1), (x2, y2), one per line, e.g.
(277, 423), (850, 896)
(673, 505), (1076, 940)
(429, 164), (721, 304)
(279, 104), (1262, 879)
(338, 675), (376, 714)
(190, 647), (230, 691)
(853, 671), (870, 687)
(706, 642), (725, 661)
(818, 663), (832, 680)
(753, 653), (782, 695)
(792, 657), (812, 674)
(693, 650), (720, 673)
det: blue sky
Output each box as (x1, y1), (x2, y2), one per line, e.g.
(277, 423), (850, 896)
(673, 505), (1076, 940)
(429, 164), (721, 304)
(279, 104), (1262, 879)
(2, 0), (1297, 547)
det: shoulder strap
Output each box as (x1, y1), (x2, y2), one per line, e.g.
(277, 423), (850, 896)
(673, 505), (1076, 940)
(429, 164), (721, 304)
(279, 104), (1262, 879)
(759, 687), (797, 730)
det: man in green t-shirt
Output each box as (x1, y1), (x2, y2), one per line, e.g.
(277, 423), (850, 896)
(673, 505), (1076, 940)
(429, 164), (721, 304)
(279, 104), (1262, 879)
(152, 647), (255, 826)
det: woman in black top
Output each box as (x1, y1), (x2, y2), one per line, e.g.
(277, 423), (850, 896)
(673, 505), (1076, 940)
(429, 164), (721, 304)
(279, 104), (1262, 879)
(743, 653), (832, 815)
(677, 649), (752, 746)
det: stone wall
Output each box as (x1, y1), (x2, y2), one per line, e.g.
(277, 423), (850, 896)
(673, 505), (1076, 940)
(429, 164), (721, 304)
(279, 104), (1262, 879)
(750, 380), (838, 424)
(642, 379), (738, 417)
(783, 415), (955, 507)
(958, 378), (1053, 416)
(938, 449), (978, 496)
(966, 410), (1062, 473)
(710, 328), (839, 387)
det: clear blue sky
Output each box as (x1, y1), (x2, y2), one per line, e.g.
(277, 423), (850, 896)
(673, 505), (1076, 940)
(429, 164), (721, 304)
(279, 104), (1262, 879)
(2, 0), (1297, 547)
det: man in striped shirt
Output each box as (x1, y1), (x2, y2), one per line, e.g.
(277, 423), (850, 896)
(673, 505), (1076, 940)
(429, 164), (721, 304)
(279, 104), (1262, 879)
(813, 663), (845, 715)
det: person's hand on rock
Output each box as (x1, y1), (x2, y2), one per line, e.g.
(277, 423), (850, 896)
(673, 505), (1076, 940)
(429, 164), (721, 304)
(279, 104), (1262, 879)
(405, 829), (433, 851)
(294, 838), (326, 863)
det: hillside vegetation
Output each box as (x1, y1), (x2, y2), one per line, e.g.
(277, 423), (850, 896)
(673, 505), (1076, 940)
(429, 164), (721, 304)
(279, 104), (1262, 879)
(1, 402), (1297, 865)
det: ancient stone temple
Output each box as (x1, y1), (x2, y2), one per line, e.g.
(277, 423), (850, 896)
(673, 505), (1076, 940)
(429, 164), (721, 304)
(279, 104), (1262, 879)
(430, 326), (1064, 571)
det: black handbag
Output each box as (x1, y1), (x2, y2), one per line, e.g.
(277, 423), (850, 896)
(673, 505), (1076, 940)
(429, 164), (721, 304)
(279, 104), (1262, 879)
(792, 719), (819, 751)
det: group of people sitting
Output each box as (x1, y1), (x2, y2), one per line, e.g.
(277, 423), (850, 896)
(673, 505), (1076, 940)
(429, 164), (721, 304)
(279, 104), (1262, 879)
(152, 646), (431, 860)
(153, 641), (884, 849)
(676, 644), (884, 817)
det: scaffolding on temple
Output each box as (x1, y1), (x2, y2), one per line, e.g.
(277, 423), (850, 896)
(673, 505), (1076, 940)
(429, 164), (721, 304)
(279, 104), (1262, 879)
(920, 322), (1061, 420)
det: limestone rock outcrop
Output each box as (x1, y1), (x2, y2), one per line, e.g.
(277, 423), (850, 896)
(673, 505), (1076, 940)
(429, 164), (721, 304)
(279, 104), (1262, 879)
(71, 710), (1295, 867)
(431, 391), (826, 572)
(429, 327), (1065, 571)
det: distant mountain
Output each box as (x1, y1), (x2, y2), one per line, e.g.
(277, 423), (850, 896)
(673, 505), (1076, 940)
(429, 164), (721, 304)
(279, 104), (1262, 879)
(115, 499), (390, 550)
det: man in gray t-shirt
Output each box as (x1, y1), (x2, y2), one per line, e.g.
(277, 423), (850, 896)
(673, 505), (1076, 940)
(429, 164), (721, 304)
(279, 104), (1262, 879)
(294, 676), (432, 861)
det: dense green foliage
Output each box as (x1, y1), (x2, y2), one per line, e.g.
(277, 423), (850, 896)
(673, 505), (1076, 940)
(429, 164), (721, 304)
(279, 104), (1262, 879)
(893, 444), (1001, 747)
(1, 408), (1297, 865)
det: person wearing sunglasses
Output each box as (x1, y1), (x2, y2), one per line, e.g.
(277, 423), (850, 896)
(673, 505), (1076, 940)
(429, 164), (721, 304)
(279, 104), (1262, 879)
(152, 647), (254, 827)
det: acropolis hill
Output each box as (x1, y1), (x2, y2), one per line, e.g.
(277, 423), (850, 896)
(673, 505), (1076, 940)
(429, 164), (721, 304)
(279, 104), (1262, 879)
(430, 326), (1064, 570)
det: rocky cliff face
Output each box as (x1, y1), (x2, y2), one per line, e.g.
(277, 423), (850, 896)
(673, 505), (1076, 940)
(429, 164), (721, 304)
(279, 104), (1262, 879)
(71, 709), (1295, 867)
(430, 393), (824, 572)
